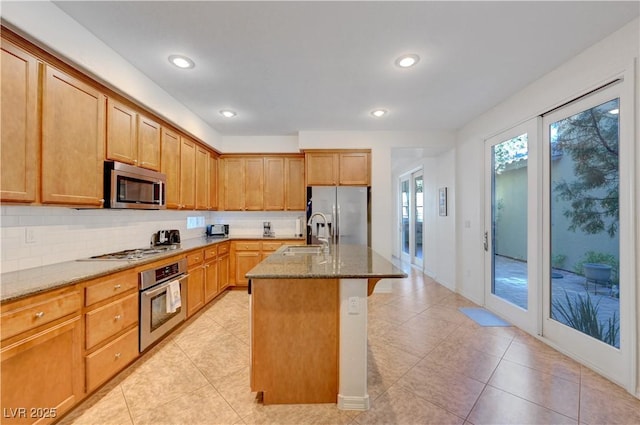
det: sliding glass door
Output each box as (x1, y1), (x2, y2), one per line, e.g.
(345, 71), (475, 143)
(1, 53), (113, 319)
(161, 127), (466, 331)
(399, 170), (424, 267)
(484, 119), (539, 334)
(542, 82), (631, 384)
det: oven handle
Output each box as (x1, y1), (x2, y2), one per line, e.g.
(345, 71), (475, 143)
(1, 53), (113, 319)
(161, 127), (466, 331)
(142, 274), (189, 298)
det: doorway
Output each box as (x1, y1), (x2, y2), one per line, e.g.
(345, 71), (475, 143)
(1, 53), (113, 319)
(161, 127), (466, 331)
(399, 170), (424, 268)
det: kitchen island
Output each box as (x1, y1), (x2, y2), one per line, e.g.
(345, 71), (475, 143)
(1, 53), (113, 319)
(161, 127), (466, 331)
(246, 244), (407, 410)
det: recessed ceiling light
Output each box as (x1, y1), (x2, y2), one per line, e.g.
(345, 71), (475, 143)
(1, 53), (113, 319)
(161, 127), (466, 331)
(395, 54), (420, 68)
(371, 109), (388, 118)
(220, 110), (237, 118)
(168, 55), (195, 69)
(609, 108), (619, 114)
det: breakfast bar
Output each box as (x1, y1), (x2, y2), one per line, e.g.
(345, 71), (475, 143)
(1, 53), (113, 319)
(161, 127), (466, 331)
(246, 244), (407, 410)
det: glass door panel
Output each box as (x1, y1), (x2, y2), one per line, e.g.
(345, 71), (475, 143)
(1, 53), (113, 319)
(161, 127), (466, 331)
(413, 173), (423, 265)
(491, 134), (529, 309)
(485, 118), (539, 334)
(548, 98), (620, 348)
(401, 179), (410, 258)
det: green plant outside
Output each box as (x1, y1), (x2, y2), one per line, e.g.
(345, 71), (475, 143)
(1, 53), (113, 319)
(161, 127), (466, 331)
(552, 290), (619, 347)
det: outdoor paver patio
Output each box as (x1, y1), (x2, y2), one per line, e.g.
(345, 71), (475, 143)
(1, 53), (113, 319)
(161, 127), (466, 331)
(493, 255), (620, 347)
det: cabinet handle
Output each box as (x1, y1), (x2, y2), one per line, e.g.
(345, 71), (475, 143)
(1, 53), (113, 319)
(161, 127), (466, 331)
(99, 199), (105, 205)
(114, 284), (122, 290)
(114, 315), (122, 321)
(115, 353), (121, 359)
(134, 159), (138, 164)
(34, 311), (45, 319)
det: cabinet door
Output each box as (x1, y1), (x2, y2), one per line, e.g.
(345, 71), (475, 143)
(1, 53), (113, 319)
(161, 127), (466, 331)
(1, 317), (83, 425)
(1, 39), (38, 203)
(223, 158), (244, 210)
(160, 127), (181, 209)
(218, 253), (230, 291)
(264, 157), (285, 211)
(204, 259), (219, 303)
(195, 145), (209, 210)
(305, 153), (338, 186)
(209, 155), (218, 210)
(42, 66), (105, 206)
(106, 98), (137, 165)
(339, 152), (370, 186)
(137, 114), (161, 171)
(285, 157), (305, 210)
(180, 137), (196, 210)
(244, 158), (264, 210)
(187, 266), (205, 317)
(235, 251), (261, 286)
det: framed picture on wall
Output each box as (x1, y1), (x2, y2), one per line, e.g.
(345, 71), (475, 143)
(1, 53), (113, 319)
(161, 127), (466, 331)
(438, 187), (447, 216)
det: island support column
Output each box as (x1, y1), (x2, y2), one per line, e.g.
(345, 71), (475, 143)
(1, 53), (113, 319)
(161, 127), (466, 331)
(337, 278), (370, 410)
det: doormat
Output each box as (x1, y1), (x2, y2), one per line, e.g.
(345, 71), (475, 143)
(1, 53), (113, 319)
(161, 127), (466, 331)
(459, 307), (511, 327)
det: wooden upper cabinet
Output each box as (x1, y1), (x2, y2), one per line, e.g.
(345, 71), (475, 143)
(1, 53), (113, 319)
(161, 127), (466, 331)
(285, 156), (305, 210)
(245, 157), (265, 210)
(264, 157), (285, 211)
(41, 65), (105, 206)
(222, 157), (245, 210)
(305, 150), (370, 186)
(0, 39), (39, 203)
(106, 99), (137, 165)
(305, 152), (338, 186)
(209, 155), (218, 210)
(195, 145), (209, 210)
(179, 137), (196, 210)
(338, 152), (370, 186)
(160, 127), (181, 209)
(107, 99), (161, 171)
(137, 114), (161, 171)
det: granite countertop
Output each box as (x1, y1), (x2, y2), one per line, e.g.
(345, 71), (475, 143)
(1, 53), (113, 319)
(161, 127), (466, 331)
(1, 235), (304, 303)
(245, 244), (407, 280)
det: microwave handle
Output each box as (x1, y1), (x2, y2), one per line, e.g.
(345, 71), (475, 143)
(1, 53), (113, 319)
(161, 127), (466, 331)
(143, 274), (189, 298)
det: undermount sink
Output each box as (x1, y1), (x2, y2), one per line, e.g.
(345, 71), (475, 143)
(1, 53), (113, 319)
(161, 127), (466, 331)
(282, 245), (324, 255)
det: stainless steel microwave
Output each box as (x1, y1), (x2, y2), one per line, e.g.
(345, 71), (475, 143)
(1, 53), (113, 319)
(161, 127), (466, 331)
(104, 161), (166, 209)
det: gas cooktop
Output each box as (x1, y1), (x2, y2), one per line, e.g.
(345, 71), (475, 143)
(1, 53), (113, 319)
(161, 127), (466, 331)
(81, 245), (179, 261)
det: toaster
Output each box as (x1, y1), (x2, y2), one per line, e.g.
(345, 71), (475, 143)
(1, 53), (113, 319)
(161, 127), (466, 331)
(154, 229), (181, 246)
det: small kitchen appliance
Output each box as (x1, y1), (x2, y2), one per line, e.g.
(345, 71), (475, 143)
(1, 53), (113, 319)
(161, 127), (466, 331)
(206, 224), (229, 238)
(153, 229), (181, 246)
(263, 221), (274, 238)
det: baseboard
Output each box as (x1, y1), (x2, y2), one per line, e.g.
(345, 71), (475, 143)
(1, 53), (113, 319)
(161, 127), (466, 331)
(337, 394), (370, 411)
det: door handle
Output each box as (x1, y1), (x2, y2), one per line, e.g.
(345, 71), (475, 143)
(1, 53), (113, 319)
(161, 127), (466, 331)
(484, 231), (489, 252)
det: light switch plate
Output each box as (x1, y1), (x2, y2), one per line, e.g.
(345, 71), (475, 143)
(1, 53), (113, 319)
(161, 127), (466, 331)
(348, 296), (359, 315)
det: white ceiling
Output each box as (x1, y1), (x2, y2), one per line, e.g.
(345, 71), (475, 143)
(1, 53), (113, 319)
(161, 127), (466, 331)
(53, 1), (638, 137)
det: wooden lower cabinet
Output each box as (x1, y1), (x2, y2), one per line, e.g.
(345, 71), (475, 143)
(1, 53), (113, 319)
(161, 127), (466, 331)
(85, 327), (138, 392)
(231, 240), (305, 286)
(186, 250), (205, 317)
(85, 293), (138, 350)
(1, 316), (83, 425)
(218, 242), (231, 291)
(204, 246), (219, 303)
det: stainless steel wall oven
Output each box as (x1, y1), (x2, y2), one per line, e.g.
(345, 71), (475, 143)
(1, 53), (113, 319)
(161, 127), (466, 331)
(139, 258), (188, 351)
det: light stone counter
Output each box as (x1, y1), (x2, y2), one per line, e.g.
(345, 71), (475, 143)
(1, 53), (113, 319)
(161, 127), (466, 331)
(246, 244), (407, 280)
(1, 235), (303, 303)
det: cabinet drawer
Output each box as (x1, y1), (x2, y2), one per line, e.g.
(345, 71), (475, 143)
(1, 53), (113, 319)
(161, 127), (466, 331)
(204, 246), (218, 260)
(235, 241), (261, 251)
(86, 327), (138, 392)
(1, 290), (81, 341)
(217, 242), (230, 255)
(262, 241), (284, 252)
(187, 250), (204, 267)
(85, 293), (138, 350)
(85, 270), (138, 306)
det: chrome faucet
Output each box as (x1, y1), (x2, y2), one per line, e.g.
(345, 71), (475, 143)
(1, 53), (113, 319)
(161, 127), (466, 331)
(308, 212), (331, 253)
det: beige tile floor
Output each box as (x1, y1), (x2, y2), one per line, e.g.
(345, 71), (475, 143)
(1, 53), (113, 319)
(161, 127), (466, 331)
(59, 266), (640, 425)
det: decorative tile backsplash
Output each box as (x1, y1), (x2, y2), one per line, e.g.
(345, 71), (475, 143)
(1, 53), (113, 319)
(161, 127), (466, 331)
(0, 206), (305, 273)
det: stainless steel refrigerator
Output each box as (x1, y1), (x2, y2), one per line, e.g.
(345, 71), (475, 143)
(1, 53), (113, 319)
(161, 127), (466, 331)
(306, 187), (371, 246)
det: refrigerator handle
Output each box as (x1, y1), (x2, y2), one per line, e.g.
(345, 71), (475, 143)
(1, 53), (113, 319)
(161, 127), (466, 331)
(334, 202), (339, 243)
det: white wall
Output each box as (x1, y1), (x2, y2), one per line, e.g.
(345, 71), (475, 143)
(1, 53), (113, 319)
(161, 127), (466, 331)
(1, 1), (222, 150)
(455, 18), (639, 394)
(221, 136), (300, 153)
